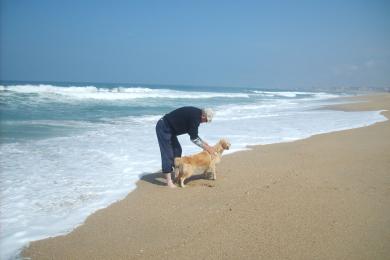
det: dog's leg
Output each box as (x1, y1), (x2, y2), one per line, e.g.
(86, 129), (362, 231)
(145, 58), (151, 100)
(174, 166), (179, 183)
(180, 177), (186, 188)
(203, 170), (209, 179)
(211, 164), (217, 180)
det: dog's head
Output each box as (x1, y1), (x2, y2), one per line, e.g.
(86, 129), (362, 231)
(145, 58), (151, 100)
(219, 138), (231, 151)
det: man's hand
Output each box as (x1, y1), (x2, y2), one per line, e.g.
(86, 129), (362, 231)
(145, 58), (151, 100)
(204, 145), (216, 155)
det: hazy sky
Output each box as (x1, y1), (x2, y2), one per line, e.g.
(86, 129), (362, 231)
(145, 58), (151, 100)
(1, 0), (389, 89)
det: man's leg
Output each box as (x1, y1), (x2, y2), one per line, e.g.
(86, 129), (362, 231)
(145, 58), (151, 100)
(156, 119), (176, 188)
(171, 135), (182, 158)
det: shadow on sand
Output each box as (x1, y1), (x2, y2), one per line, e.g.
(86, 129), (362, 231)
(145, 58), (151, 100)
(140, 171), (166, 186)
(140, 171), (212, 187)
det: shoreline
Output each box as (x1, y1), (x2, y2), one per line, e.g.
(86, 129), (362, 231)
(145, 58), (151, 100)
(22, 93), (390, 259)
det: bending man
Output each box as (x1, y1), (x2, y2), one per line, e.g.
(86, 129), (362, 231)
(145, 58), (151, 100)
(156, 107), (215, 188)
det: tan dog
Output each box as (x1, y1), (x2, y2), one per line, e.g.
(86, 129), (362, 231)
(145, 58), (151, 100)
(174, 139), (231, 187)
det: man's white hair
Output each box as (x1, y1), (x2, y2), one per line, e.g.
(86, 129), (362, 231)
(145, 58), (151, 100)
(202, 108), (215, 122)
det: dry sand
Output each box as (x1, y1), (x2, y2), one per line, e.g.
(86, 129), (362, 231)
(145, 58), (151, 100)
(23, 94), (390, 260)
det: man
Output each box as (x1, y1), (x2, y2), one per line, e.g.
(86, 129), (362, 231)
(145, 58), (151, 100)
(156, 106), (215, 188)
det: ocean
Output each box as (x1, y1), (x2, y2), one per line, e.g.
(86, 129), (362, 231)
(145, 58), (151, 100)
(0, 82), (387, 259)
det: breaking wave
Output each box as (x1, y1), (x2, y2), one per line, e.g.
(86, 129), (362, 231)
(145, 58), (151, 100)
(0, 84), (249, 100)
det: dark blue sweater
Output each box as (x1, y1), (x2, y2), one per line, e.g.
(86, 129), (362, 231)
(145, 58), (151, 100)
(163, 106), (201, 140)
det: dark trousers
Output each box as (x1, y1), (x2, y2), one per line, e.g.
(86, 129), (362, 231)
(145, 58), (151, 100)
(156, 118), (182, 173)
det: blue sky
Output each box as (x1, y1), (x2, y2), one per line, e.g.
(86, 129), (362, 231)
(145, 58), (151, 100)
(1, 0), (389, 89)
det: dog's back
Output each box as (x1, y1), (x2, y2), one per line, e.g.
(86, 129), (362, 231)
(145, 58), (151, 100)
(174, 151), (212, 174)
(179, 151), (211, 167)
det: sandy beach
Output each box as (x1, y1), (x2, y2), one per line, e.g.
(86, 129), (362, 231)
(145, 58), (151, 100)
(23, 94), (390, 260)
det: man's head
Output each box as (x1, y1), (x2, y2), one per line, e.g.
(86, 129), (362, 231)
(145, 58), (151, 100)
(201, 108), (214, 123)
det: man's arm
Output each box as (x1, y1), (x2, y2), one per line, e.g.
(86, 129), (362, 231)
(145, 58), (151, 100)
(191, 137), (215, 154)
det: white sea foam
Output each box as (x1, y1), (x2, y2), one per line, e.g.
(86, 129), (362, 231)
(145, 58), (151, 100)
(251, 90), (339, 99)
(0, 84), (249, 100)
(0, 121), (159, 259)
(252, 90), (311, 97)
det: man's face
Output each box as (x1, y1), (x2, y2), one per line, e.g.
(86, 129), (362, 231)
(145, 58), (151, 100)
(201, 113), (208, 123)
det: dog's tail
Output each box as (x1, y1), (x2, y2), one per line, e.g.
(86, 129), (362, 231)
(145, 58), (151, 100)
(173, 157), (183, 181)
(174, 157), (182, 168)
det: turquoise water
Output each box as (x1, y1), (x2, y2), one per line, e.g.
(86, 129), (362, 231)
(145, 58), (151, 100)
(0, 83), (251, 142)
